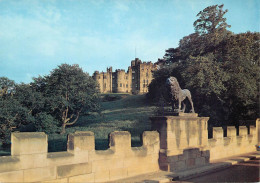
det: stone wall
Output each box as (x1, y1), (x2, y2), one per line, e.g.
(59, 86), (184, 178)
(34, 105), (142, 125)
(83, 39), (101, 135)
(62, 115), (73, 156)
(0, 116), (259, 182)
(0, 131), (159, 183)
(150, 114), (259, 171)
(93, 58), (156, 94)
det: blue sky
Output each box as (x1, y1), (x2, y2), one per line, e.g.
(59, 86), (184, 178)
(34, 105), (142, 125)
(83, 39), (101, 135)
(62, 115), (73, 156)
(0, 0), (259, 83)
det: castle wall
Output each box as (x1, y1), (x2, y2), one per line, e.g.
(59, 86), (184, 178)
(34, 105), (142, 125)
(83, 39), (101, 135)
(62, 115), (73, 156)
(0, 131), (159, 182)
(150, 115), (259, 172)
(93, 58), (156, 94)
(0, 118), (258, 182)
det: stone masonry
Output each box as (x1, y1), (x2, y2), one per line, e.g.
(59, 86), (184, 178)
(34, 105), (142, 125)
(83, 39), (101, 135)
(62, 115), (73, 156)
(92, 58), (157, 94)
(0, 116), (259, 182)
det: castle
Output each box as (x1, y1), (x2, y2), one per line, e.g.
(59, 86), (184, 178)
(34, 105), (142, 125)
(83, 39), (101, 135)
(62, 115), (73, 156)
(93, 58), (157, 94)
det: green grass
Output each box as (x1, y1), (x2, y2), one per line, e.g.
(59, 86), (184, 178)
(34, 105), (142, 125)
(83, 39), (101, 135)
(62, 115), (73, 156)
(0, 94), (157, 155)
(50, 94), (157, 151)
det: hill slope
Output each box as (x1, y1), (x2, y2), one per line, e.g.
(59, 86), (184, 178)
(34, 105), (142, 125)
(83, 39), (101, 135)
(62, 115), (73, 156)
(49, 94), (156, 151)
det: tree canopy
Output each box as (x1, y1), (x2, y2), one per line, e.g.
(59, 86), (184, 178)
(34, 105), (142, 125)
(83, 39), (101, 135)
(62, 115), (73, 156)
(193, 4), (231, 35)
(149, 4), (259, 126)
(0, 64), (100, 144)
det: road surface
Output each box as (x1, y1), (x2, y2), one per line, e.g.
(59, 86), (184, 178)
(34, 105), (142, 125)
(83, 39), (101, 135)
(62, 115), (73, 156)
(181, 158), (260, 182)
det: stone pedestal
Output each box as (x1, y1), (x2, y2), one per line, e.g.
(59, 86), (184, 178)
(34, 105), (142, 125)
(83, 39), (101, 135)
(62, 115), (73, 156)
(150, 113), (210, 172)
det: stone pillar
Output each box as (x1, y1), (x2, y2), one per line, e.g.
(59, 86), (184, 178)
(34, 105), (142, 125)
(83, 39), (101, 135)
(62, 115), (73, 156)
(257, 118), (260, 148)
(150, 113), (209, 171)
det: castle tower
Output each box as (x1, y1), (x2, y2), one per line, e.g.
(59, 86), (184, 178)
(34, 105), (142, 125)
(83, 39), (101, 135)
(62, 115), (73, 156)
(93, 58), (156, 94)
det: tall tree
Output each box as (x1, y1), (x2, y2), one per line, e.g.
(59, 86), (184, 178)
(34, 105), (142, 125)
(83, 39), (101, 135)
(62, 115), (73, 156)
(41, 64), (100, 134)
(193, 4), (231, 35)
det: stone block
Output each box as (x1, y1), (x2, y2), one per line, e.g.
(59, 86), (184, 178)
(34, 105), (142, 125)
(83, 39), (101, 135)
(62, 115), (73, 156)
(223, 137), (231, 146)
(109, 168), (128, 180)
(188, 137), (199, 147)
(69, 173), (94, 183)
(201, 150), (210, 157)
(213, 127), (223, 139)
(167, 155), (179, 163)
(127, 164), (149, 177)
(90, 149), (121, 161)
(183, 148), (200, 159)
(195, 157), (205, 166)
(24, 166), (56, 182)
(109, 131), (131, 152)
(175, 138), (188, 149)
(208, 139), (217, 147)
(47, 152), (77, 167)
(176, 160), (186, 170)
(239, 126), (248, 136)
(142, 131), (159, 151)
(0, 170), (23, 182)
(227, 126), (236, 137)
(160, 163), (169, 171)
(178, 154), (186, 161)
(19, 153), (47, 169)
(169, 162), (178, 172)
(68, 131), (95, 152)
(94, 170), (109, 182)
(43, 178), (68, 183)
(92, 158), (124, 172)
(249, 126), (256, 135)
(11, 132), (47, 155)
(130, 146), (148, 157)
(205, 156), (210, 163)
(0, 156), (20, 173)
(186, 158), (195, 167)
(57, 163), (92, 178)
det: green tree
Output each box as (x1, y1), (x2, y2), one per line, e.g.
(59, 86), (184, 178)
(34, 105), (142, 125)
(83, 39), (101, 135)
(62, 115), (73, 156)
(149, 4), (259, 126)
(0, 92), (33, 144)
(40, 64), (100, 134)
(0, 77), (15, 96)
(193, 4), (231, 35)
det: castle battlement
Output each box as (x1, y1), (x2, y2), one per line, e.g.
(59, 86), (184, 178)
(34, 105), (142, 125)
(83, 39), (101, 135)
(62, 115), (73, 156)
(0, 117), (259, 182)
(93, 58), (157, 94)
(0, 131), (159, 182)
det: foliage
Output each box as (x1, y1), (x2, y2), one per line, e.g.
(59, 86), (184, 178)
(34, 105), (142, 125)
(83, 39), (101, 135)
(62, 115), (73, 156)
(0, 77), (15, 96)
(0, 96), (33, 144)
(0, 64), (100, 144)
(149, 4), (259, 125)
(193, 4), (231, 35)
(39, 64), (100, 134)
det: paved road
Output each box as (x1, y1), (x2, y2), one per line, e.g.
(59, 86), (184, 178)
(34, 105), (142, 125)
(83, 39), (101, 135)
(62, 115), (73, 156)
(181, 158), (260, 182)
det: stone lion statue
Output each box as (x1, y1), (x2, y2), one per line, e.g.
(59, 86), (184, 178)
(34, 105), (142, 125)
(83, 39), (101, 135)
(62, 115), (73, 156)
(166, 76), (195, 113)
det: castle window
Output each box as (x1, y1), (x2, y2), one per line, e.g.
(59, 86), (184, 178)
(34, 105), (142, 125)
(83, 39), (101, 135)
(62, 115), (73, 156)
(146, 80), (148, 83)
(132, 76), (135, 79)
(126, 84), (128, 88)
(132, 71), (135, 73)
(120, 83), (122, 87)
(126, 76), (128, 79)
(136, 84), (138, 88)
(143, 84), (145, 87)
(112, 76), (115, 78)
(143, 80), (145, 83)
(112, 84), (115, 87)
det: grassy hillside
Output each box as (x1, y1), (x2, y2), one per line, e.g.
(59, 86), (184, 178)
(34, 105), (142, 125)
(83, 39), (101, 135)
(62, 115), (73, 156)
(0, 94), (156, 155)
(48, 94), (157, 151)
